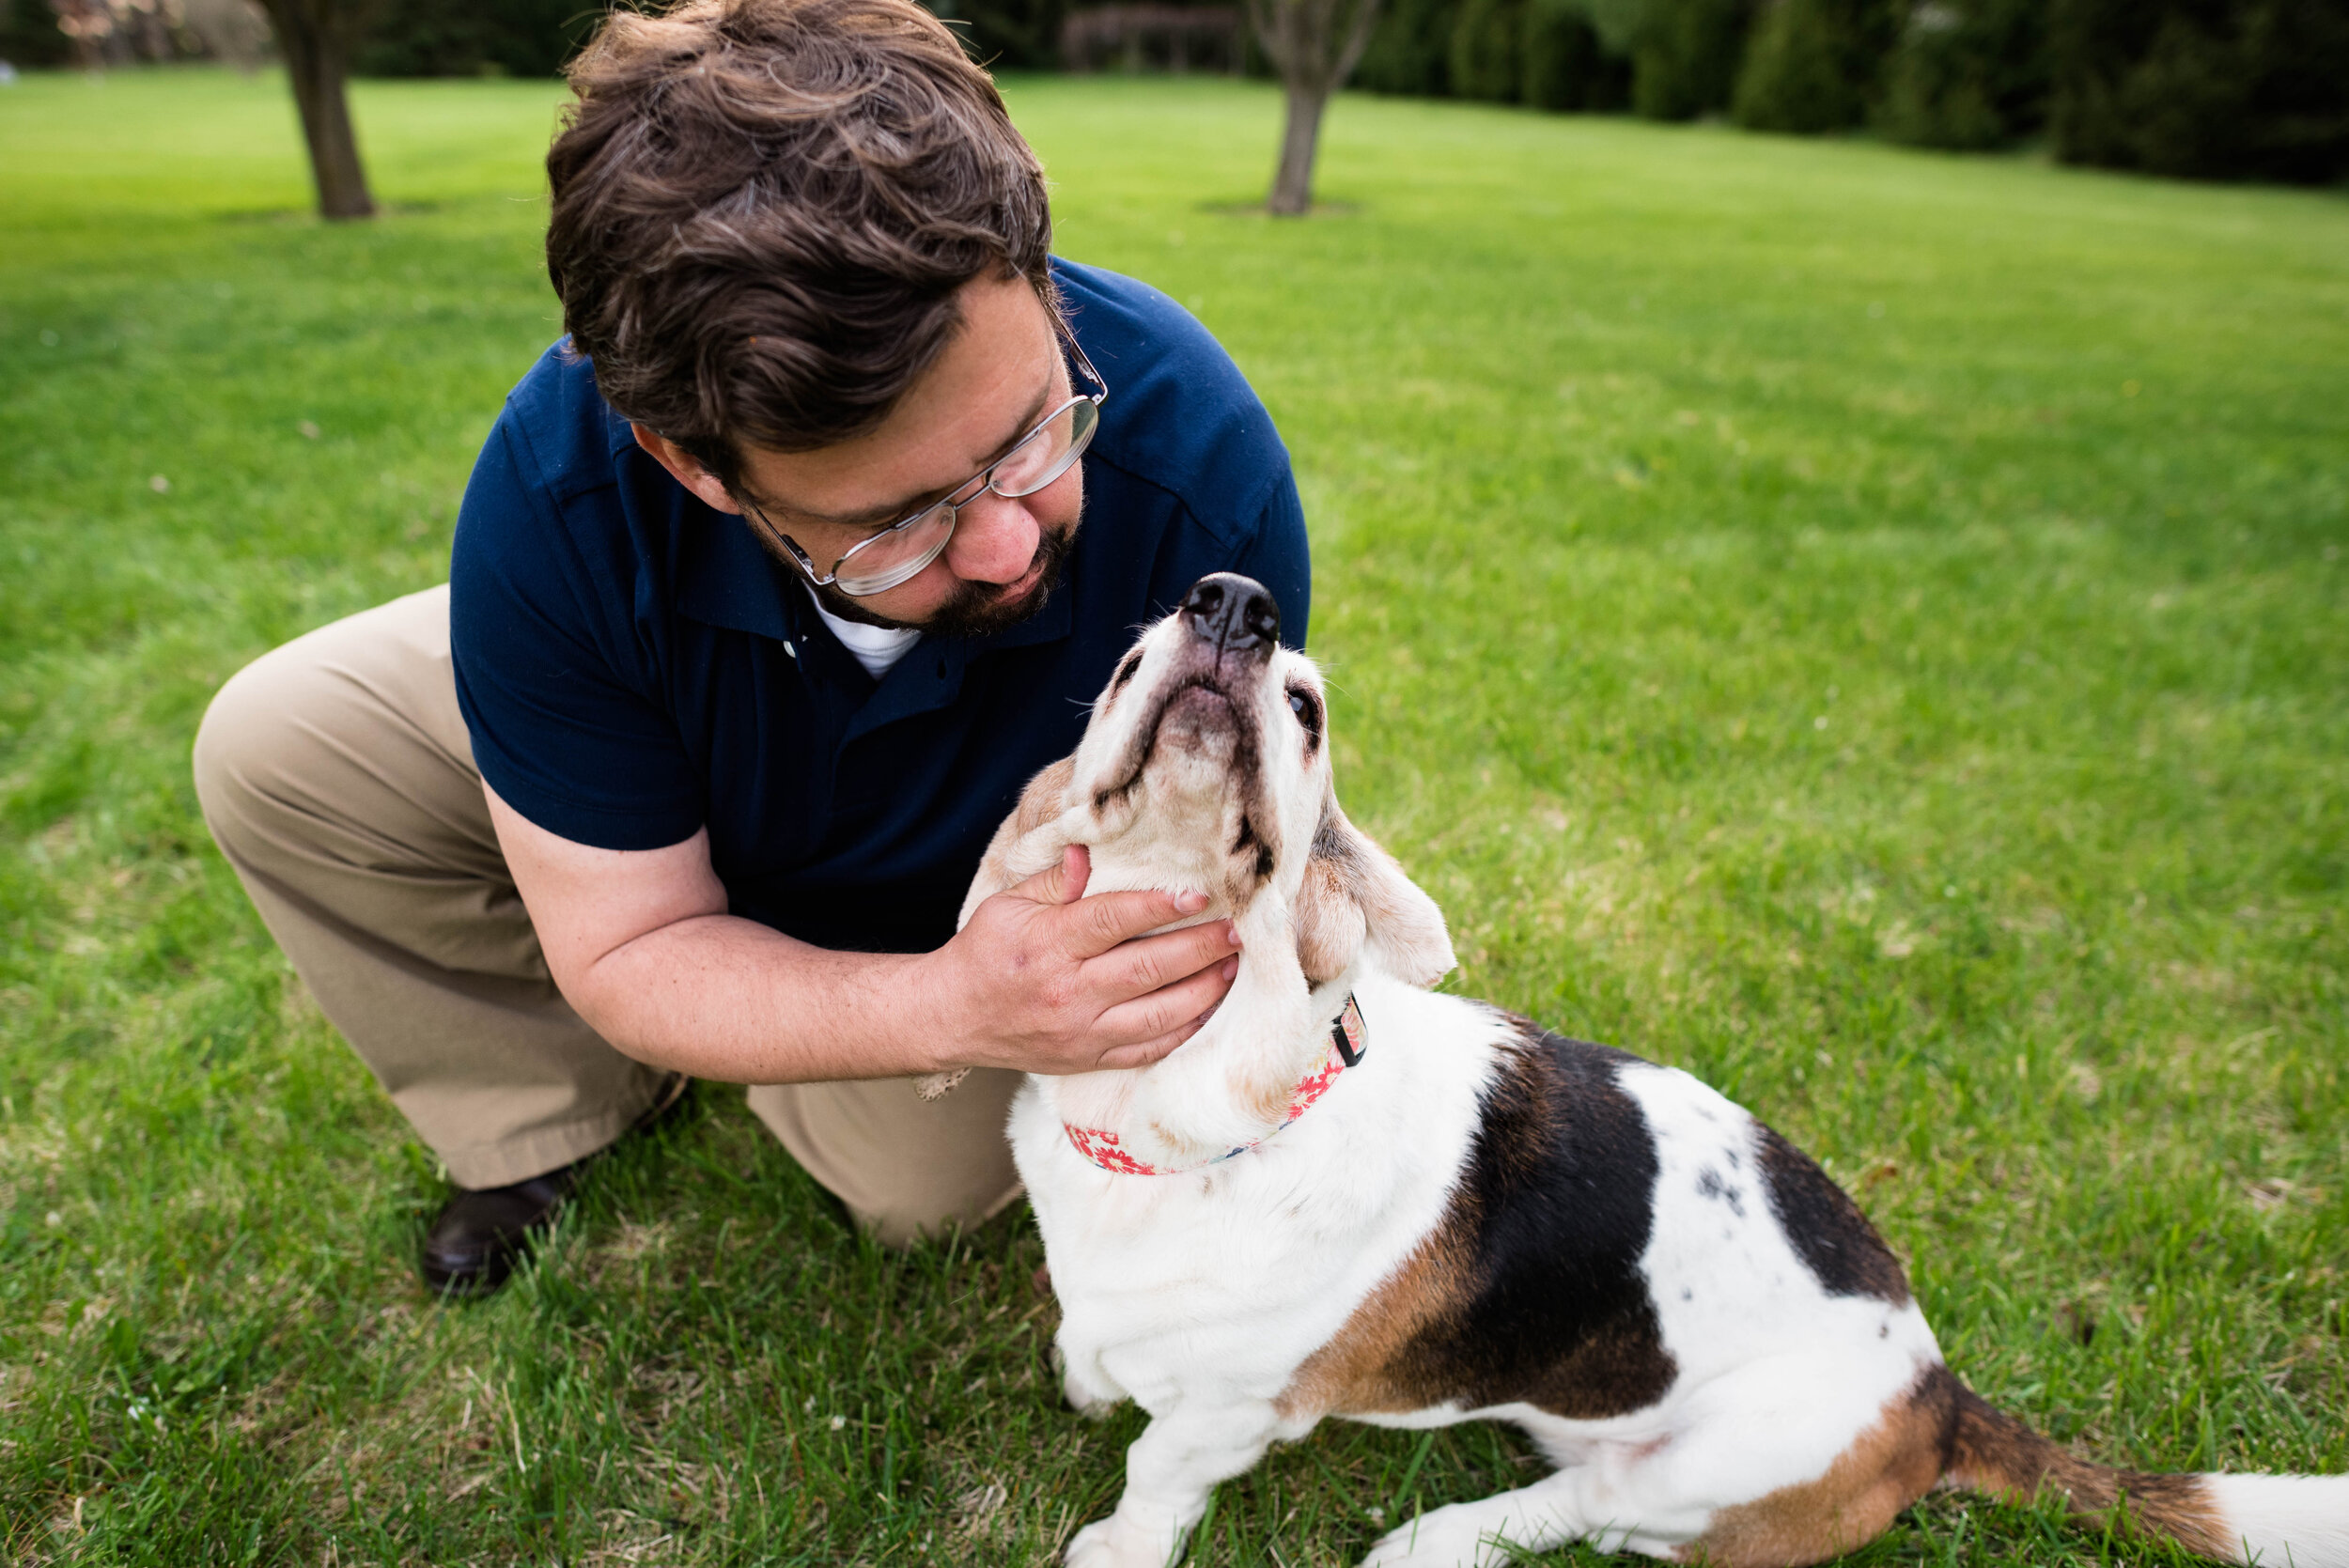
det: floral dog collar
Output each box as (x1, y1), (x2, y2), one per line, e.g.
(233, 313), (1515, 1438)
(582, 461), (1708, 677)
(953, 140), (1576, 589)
(1064, 994), (1368, 1176)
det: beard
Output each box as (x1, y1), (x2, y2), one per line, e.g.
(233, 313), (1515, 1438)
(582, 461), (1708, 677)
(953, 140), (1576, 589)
(804, 513), (1078, 641)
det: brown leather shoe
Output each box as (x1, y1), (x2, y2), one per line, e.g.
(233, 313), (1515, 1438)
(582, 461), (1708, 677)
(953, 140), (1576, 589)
(420, 1072), (691, 1297)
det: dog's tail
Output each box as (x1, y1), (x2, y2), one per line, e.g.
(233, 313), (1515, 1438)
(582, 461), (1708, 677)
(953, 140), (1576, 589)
(1939, 1373), (2349, 1565)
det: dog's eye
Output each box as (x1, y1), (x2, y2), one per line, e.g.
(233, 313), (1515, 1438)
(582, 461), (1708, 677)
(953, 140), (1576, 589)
(1287, 688), (1323, 744)
(1111, 652), (1142, 694)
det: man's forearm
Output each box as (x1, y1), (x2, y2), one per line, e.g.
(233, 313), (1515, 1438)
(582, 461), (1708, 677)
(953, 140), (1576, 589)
(566, 912), (949, 1085)
(486, 785), (1238, 1088)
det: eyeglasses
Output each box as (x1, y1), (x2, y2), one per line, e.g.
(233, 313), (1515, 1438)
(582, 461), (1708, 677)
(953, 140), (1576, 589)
(738, 338), (1109, 598)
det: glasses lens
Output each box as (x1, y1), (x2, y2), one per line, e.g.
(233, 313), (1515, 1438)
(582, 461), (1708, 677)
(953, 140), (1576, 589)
(833, 503), (957, 597)
(991, 398), (1097, 500)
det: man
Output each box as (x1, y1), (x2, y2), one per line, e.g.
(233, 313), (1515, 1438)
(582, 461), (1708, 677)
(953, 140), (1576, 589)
(193, 0), (1308, 1295)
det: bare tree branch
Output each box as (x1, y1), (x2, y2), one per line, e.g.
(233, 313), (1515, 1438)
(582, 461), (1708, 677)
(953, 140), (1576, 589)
(1250, 0), (1381, 211)
(1331, 0), (1380, 84)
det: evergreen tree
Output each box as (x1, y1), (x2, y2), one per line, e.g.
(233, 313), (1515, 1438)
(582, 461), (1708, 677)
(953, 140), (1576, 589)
(1732, 0), (1898, 132)
(1523, 0), (1630, 107)
(1356, 0), (1455, 93)
(1449, 0), (1524, 98)
(1626, 0), (1754, 119)
(2053, 0), (2349, 183)
(1875, 0), (2048, 149)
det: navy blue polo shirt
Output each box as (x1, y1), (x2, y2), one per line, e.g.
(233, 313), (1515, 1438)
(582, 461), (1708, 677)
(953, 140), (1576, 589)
(450, 259), (1310, 955)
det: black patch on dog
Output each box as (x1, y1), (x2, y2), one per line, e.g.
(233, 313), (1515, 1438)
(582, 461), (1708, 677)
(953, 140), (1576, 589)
(1754, 1124), (1910, 1304)
(1309, 812), (1353, 868)
(1695, 1165), (1746, 1217)
(1233, 816), (1276, 881)
(1393, 1020), (1677, 1420)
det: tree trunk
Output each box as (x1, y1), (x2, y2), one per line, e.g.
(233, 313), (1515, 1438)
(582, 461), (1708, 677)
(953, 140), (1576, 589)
(262, 0), (376, 220)
(1268, 85), (1329, 214)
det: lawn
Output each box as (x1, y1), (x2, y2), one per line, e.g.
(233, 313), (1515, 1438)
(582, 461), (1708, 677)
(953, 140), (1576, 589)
(2, 63), (2345, 1567)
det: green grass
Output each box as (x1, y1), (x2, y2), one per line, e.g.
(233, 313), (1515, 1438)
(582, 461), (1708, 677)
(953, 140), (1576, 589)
(3, 63), (2345, 1567)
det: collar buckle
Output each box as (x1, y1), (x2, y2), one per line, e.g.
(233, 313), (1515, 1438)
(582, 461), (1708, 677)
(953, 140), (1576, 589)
(1330, 993), (1367, 1067)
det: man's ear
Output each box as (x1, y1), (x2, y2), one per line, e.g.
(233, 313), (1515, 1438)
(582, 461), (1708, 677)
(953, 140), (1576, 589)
(632, 425), (741, 515)
(1294, 802), (1455, 989)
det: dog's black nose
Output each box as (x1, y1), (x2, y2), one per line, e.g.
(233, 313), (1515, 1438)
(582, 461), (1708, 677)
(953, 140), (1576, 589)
(1181, 574), (1280, 658)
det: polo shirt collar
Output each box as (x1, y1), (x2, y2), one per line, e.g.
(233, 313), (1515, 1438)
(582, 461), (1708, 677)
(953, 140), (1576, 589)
(674, 501), (809, 644)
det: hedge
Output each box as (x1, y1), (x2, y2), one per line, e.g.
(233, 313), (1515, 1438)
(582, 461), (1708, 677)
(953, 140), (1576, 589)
(8, 0), (2341, 186)
(354, 0), (604, 77)
(1353, 0), (2347, 182)
(2, 0), (75, 67)
(2048, 0), (2349, 182)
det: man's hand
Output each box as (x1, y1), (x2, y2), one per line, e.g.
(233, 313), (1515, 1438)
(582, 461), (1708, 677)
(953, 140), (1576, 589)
(929, 846), (1241, 1076)
(488, 783), (1238, 1084)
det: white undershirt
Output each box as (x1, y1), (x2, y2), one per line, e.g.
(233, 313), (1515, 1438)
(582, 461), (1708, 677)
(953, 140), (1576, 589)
(803, 584), (924, 682)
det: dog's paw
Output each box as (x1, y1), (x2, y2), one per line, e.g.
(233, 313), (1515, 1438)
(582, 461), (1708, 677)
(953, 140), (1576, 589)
(1051, 1343), (1126, 1419)
(1063, 1369), (1123, 1421)
(1062, 1514), (1177, 1568)
(1356, 1507), (1510, 1568)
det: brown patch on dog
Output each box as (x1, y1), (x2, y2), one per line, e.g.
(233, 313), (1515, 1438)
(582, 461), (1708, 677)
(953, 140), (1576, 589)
(1276, 1225), (1475, 1421)
(965, 753), (1078, 911)
(1013, 756), (1078, 835)
(1293, 851), (1368, 986)
(1278, 1032), (1675, 1423)
(1685, 1364), (2231, 1565)
(1521, 1308), (1678, 1420)
(1334, 816), (1452, 986)
(1936, 1367), (2231, 1557)
(1234, 1062), (1301, 1130)
(1147, 1119), (1217, 1168)
(1680, 1370), (1951, 1567)
(1291, 806), (1455, 988)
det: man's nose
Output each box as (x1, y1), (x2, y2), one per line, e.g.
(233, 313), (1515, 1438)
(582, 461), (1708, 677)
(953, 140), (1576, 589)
(942, 489), (1041, 584)
(1181, 574), (1280, 659)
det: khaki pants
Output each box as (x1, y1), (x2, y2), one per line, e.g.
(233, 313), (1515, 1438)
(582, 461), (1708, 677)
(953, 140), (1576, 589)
(192, 583), (1022, 1246)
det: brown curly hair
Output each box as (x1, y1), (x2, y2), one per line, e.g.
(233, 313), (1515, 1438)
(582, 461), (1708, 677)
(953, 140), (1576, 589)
(545, 0), (1054, 484)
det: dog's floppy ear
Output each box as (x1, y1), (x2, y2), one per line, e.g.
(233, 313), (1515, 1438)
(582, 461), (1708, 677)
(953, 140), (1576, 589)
(916, 755), (1081, 1102)
(1293, 801), (1455, 989)
(957, 754), (1080, 927)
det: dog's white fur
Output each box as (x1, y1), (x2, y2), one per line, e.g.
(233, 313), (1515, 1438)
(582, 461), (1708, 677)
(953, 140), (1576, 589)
(949, 598), (2349, 1568)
